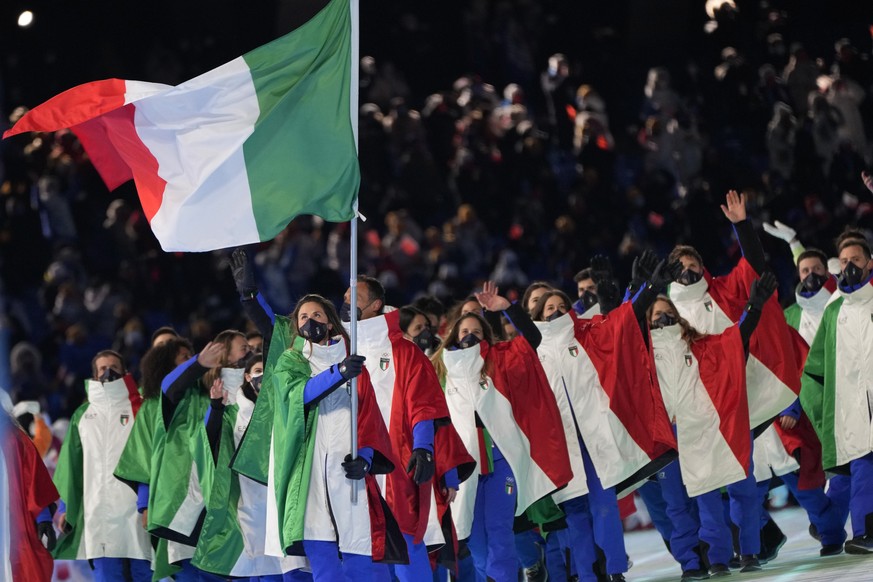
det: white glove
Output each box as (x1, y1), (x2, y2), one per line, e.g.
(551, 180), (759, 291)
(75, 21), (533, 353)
(762, 220), (797, 243)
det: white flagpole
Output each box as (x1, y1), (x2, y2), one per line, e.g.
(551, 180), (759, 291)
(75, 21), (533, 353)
(349, 0), (360, 504)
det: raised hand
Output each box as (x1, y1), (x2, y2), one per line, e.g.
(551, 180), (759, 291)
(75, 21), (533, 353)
(632, 250), (660, 284)
(229, 247), (257, 297)
(650, 259), (684, 289)
(209, 378), (226, 402)
(197, 341), (225, 369)
(720, 189), (747, 224)
(748, 272), (778, 311)
(475, 281), (511, 312)
(863, 171), (873, 194)
(589, 255), (614, 285)
(762, 220), (797, 243)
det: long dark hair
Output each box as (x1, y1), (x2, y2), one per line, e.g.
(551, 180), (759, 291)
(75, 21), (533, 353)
(140, 338), (193, 399)
(289, 294), (349, 354)
(241, 354), (263, 403)
(521, 281), (554, 313)
(530, 289), (573, 322)
(646, 295), (705, 347)
(399, 305), (428, 335)
(431, 312), (495, 384)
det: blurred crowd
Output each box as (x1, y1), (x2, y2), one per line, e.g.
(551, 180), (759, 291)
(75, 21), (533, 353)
(1, 0), (872, 421)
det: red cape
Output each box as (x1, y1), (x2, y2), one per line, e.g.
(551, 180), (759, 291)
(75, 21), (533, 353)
(483, 337), (574, 493)
(708, 259), (822, 487)
(706, 259), (801, 398)
(692, 326), (752, 474)
(576, 303), (677, 491)
(355, 367), (408, 563)
(382, 310), (475, 544)
(3, 420), (59, 582)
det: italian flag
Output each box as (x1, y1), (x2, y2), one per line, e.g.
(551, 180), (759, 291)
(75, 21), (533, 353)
(3, 0), (359, 252)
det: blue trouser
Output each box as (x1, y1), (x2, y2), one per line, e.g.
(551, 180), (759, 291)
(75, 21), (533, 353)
(657, 461), (702, 571)
(560, 496), (598, 582)
(580, 440), (627, 575)
(637, 479), (674, 545)
(390, 533), (433, 581)
(761, 472), (847, 546)
(171, 559), (200, 582)
(695, 488), (733, 567)
(849, 452), (873, 537)
(468, 457), (518, 581)
(433, 553), (480, 582)
(303, 540), (381, 582)
(726, 435), (760, 555)
(544, 529), (575, 582)
(827, 474), (852, 528)
(253, 571), (314, 581)
(657, 460), (731, 570)
(515, 529), (542, 569)
(91, 558), (152, 582)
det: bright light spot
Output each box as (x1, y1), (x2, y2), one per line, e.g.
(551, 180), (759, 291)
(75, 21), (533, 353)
(18, 10), (34, 28)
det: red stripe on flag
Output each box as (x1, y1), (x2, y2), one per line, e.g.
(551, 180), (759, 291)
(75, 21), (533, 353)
(122, 374), (143, 417)
(476, 427), (491, 476)
(3, 79), (128, 138)
(70, 105), (166, 221)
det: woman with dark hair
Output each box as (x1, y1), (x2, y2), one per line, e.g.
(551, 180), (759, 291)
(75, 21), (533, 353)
(242, 294), (404, 581)
(521, 281), (553, 314)
(193, 345), (308, 579)
(646, 277), (778, 578)
(528, 261), (680, 582)
(431, 282), (572, 582)
(398, 306), (436, 353)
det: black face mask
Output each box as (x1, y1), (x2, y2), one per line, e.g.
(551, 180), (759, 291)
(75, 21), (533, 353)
(579, 290), (599, 311)
(99, 368), (123, 383)
(546, 310), (565, 322)
(250, 374), (263, 394)
(299, 319), (329, 343)
(412, 328), (434, 352)
(677, 269), (703, 286)
(457, 333), (481, 349)
(651, 313), (677, 329)
(233, 350), (254, 369)
(801, 272), (829, 294)
(841, 262), (866, 288)
(339, 302), (363, 323)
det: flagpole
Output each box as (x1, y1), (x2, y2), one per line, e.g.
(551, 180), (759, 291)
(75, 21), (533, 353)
(349, 0), (360, 504)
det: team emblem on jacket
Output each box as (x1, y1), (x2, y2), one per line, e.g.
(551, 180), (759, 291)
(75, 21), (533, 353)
(505, 476), (515, 495)
(379, 354), (390, 371)
(568, 346), (579, 357)
(684, 355), (692, 367)
(704, 300), (713, 312)
(120, 414), (130, 426)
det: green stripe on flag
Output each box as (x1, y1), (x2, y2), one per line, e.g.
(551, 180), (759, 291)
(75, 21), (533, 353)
(242, 0), (358, 240)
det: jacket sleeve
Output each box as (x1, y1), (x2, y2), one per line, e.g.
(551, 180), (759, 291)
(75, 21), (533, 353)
(733, 219), (768, 276)
(242, 292), (277, 346)
(502, 303), (542, 349)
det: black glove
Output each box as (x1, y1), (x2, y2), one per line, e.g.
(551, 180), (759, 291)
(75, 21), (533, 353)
(649, 259), (684, 289)
(37, 521), (56, 551)
(342, 454), (370, 480)
(230, 247), (257, 297)
(747, 272), (777, 312)
(338, 354), (366, 380)
(631, 250), (660, 288)
(406, 448), (435, 484)
(589, 255), (613, 286)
